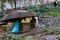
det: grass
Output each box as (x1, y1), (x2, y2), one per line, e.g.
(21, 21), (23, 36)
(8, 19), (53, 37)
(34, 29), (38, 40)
(57, 2), (60, 4)
(0, 33), (33, 40)
(39, 7), (60, 19)
(41, 27), (60, 35)
(48, 11), (60, 17)
(22, 36), (33, 40)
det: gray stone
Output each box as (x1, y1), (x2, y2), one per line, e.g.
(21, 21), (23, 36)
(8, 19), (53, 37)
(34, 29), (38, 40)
(38, 16), (60, 28)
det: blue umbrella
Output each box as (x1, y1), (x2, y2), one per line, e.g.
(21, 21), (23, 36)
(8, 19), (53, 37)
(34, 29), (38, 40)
(10, 20), (20, 33)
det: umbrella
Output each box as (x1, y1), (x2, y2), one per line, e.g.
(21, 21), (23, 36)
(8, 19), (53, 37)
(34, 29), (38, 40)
(0, 10), (36, 22)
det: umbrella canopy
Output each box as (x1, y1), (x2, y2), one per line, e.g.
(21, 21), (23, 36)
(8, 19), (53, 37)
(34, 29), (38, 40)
(0, 10), (36, 22)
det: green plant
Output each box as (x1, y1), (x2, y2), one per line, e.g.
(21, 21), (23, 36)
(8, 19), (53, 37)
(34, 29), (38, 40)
(47, 11), (60, 17)
(22, 36), (33, 40)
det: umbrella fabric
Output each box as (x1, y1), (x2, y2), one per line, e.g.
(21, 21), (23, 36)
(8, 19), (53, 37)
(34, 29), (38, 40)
(0, 10), (36, 22)
(10, 20), (20, 33)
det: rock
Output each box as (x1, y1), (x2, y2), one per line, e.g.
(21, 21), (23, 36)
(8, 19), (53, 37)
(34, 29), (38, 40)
(32, 34), (45, 40)
(44, 35), (58, 40)
(38, 16), (60, 28)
